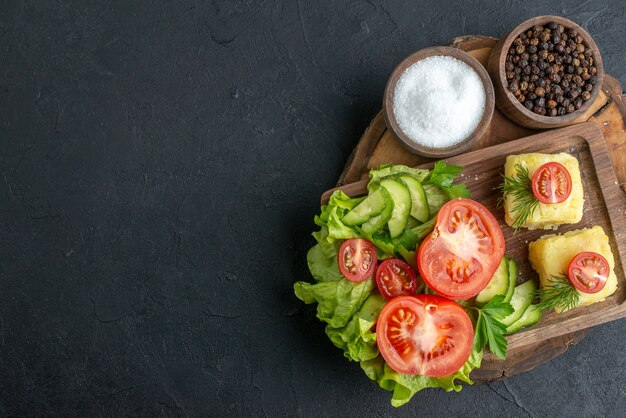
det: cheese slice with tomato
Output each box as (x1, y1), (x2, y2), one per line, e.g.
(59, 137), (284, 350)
(504, 152), (584, 230)
(528, 226), (617, 312)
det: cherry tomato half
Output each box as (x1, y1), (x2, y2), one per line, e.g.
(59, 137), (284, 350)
(338, 239), (378, 282)
(567, 251), (609, 294)
(375, 258), (419, 300)
(417, 198), (505, 300)
(376, 295), (474, 377)
(531, 162), (572, 204)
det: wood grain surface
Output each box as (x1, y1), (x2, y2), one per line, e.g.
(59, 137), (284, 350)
(331, 35), (626, 381)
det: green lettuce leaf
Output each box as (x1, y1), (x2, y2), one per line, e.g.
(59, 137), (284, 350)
(325, 292), (386, 362)
(294, 278), (374, 329)
(327, 206), (361, 241)
(316, 190), (365, 228)
(307, 227), (343, 282)
(423, 184), (449, 215)
(370, 347), (483, 407)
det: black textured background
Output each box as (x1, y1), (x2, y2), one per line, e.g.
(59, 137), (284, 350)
(1, 1), (625, 416)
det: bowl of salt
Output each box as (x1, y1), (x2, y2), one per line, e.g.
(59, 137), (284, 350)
(383, 46), (495, 158)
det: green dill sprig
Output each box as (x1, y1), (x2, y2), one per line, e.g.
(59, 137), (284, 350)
(497, 164), (540, 231)
(535, 273), (580, 312)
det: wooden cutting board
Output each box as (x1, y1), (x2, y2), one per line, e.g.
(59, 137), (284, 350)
(332, 35), (626, 381)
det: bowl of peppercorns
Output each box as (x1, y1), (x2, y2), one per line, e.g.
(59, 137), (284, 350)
(487, 15), (604, 129)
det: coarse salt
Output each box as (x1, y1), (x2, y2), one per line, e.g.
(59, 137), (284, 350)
(393, 55), (486, 148)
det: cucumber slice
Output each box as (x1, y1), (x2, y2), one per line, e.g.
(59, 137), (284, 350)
(399, 176), (429, 222)
(380, 179), (411, 239)
(500, 280), (537, 326)
(475, 257), (509, 304)
(504, 258), (518, 303)
(506, 304), (542, 334)
(341, 189), (387, 226)
(361, 189), (394, 234)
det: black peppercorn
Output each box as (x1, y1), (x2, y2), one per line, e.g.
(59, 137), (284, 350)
(504, 24), (597, 117)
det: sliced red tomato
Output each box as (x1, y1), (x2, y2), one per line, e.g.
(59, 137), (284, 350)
(376, 295), (474, 377)
(417, 198), (505, 300)
(376, 258), (419, 300)
(531, 162), (572, 204)
(567, 251), (609, 294)
(338, 239), (378, 282)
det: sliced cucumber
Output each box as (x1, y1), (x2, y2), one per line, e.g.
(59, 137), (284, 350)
(500, 280), (537, 326)
(504, 258), (518, 303)
(475, 257), (509, 304)
(399, 176), (429, 222)
(380, 179), (411, 239)
(506, 304), (542, 334)
(361, 189), (394, 234)
(341, 189), (388, 226)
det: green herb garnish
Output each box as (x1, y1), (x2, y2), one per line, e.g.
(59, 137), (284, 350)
(470, 295), (514, 359)
(497, 163), (540, 230)
(535, 273), (579, 312)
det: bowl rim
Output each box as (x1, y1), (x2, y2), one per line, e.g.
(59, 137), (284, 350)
(382, 46), (495, 158)
(493, 15), (604, 124)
